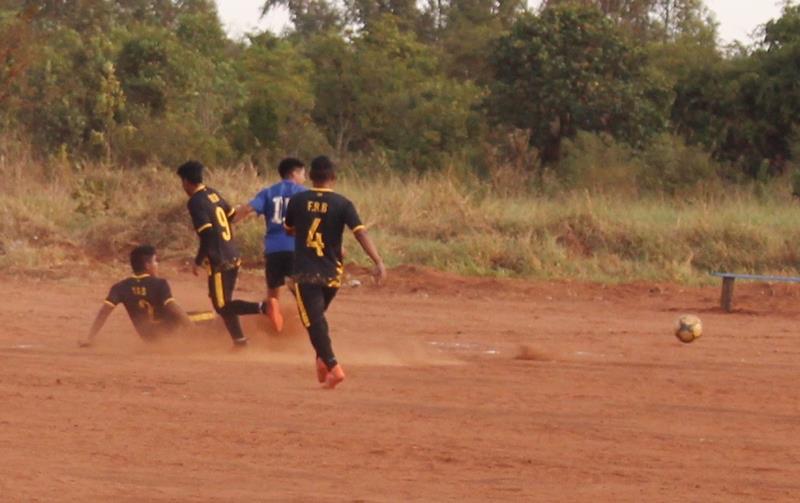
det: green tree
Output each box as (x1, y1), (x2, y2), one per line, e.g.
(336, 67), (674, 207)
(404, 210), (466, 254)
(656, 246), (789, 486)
(671, 5), (800, 176)
(433, 0), (525, 83)
(236, 32), (321, 158)
(303, 32), (360, 153)
(489, 6), (671, 164)
(541, 0), (653, 38)
(303, 16), (481, 168)
(18, 26), (125, 157)
(541, 0), (713, 42)
(111, 3), (244, 166)
(261, 0), (344, 36)
(0, 4), (37, 118)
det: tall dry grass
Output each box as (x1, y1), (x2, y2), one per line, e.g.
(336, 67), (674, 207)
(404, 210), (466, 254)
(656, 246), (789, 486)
(1, 148), (799, 284)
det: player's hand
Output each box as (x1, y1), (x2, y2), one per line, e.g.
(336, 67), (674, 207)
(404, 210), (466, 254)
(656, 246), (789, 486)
(192, 262), (199, 276)
(372, 262), (387, 286)
(78, 339), (93, 348)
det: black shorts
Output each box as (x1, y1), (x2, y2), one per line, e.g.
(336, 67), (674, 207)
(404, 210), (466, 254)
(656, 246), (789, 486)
(265, 251), (294, 289)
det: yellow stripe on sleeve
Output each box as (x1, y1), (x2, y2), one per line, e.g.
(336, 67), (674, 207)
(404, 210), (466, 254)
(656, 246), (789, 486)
(196, 223), (213, 233)
(352, 225), (366, 233)
(103, 300), (116, 308)
(164, 298), (176, 306)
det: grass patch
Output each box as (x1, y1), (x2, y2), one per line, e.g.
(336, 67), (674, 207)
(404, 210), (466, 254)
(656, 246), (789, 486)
(1, 156), (799, 284)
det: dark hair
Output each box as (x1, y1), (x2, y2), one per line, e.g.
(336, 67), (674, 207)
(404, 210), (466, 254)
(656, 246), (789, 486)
(310, 156), (336, 183)
(278, 157), (305, 179)
(177, 160), (204, 184)
(130, 245), (156, 274)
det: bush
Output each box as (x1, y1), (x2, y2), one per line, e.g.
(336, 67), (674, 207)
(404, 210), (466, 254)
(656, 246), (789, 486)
(638, 133), (720, 194)
(557, 132), (641, 194)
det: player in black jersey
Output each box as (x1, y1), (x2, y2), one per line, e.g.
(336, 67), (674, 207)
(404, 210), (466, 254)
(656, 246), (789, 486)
(80, 245), (192, 347)
(284, 156), (386, 388)
(177, 161), (283, 347)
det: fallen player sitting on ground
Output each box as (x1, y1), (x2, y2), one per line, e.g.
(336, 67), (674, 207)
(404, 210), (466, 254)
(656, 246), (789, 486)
(79, 245), (193, 347)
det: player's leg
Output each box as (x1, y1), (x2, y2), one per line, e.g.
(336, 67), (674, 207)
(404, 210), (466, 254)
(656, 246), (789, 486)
(222, 267), (257, 313)
(262, 252), (292, 332)
(320, 286), (344, 387)
(215, 266), (283, 335)
(295, 283), (331, 382)
(224, 266), (274, 317)
(265, 252), (285, 300)
(295, 283), (344, 388)
(209, 268), (248, 346)
(295, 283), (328, 358)
(322, 286), (338, 311)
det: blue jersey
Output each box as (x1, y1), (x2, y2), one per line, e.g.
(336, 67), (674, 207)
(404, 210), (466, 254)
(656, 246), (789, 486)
(249, 180), (307, 254)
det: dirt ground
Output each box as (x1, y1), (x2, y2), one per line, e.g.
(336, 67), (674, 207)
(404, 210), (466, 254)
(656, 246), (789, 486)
(2, 263), (800, 502)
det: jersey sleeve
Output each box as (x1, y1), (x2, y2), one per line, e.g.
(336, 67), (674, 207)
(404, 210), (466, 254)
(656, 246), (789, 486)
(104, 283), (123, 307)
(345, 200), (365, 233)
(188, 197), (212, 234)
(249, 188), (269, 217)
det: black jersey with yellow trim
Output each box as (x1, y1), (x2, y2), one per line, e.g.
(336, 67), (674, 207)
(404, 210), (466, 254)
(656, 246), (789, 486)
(105, 274), (175, 337)
(187, 185), (240, 269)
(284, 188), (364, 286)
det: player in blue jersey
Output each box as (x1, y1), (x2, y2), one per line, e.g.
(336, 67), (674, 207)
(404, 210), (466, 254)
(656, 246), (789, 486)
(235, 158), (307, 328)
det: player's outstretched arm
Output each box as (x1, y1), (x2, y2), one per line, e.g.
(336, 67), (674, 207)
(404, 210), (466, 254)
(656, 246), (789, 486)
(232, 204), (255, 224)
(354, 228), (387, 285)
(80, 303), (114, 347)
(164, 301), (194, 330)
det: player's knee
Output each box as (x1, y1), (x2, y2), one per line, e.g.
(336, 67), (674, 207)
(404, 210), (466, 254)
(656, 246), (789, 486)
(308, 315), (328, 330)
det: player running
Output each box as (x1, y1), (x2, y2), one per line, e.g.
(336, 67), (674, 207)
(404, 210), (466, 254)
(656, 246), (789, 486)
(234, 158), (307, 318)
(284, 156), (386, 388)
(80, 245), (193, 347)
(177, 161), (283, 347)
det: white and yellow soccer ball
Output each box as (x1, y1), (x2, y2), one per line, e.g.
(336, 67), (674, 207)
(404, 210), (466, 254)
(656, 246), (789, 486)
(675, 314), (702, 343)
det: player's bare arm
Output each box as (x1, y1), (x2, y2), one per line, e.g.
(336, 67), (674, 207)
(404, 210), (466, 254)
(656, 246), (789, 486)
(231, 203), (256, 224)
(354, 228), (387, 285)
(164, 300), (194, 330)
(80, 302), (114, 347)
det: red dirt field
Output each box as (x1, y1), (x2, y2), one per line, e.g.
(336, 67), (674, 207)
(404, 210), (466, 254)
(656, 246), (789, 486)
(2, 264), (800, 502)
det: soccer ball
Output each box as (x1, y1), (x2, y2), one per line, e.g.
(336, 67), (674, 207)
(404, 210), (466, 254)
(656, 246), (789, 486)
(674, 314), (702, 343)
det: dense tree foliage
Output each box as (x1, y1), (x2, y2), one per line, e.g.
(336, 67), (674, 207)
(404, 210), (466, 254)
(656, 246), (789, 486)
(489, 6), (671, 164)
(0, 0), (799, 180)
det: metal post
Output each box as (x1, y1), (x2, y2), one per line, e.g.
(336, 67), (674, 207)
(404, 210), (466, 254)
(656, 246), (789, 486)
(721, 277), (735, 312)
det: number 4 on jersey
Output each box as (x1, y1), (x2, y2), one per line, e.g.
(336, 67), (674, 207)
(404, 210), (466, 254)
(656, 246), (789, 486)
(306, 217), (325, 257)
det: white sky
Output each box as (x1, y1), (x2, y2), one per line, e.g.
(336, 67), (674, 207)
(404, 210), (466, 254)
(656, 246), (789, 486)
(215, 0), (789, 45)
